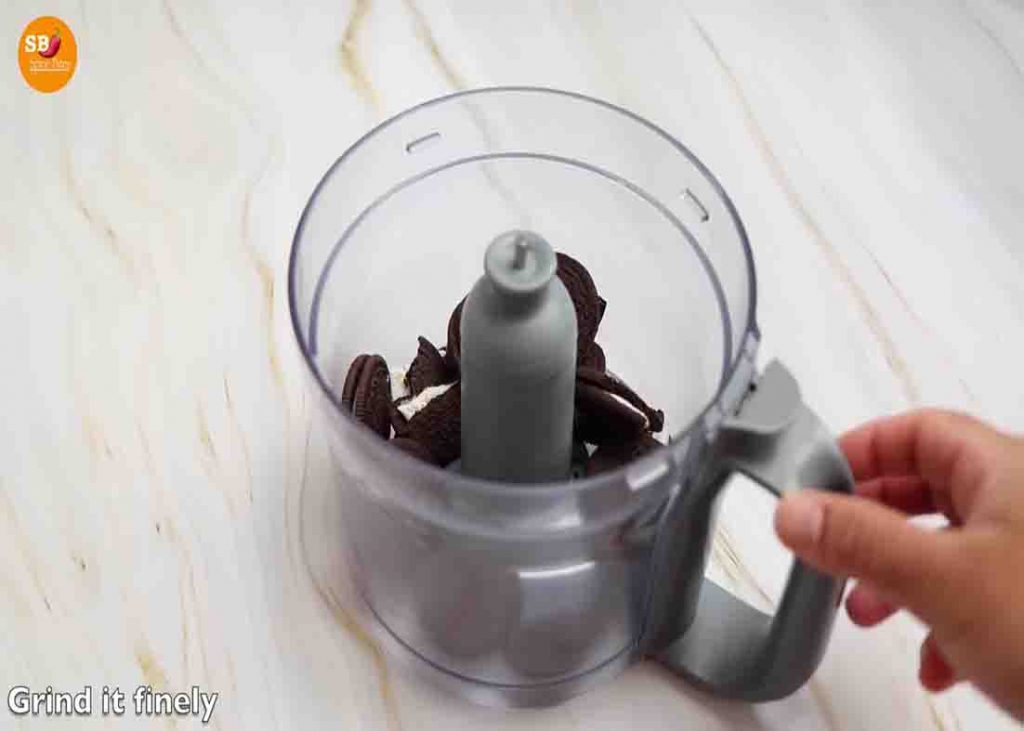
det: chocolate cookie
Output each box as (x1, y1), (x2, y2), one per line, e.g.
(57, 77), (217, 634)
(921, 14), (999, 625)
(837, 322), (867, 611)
(407, 336), (456, 395)
(403, 384), (462, 467)
(391, 436), (438, 464)
(390, 398), (411, 438)
(556, 252), (602, 348)
(341, 354), (392, 438)
(577, 367), (664, 433)
(586, 433), (662, 476)
(575, 381), (649, 446)
(579, 341), (606, 371)
(446, 298), (465, 363)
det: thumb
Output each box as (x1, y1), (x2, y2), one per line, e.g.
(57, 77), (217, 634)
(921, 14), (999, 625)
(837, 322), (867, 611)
(775, 490), (970, 629)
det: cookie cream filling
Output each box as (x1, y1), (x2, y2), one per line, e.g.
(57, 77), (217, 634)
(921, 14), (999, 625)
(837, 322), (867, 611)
(390, 369), (410, 400)
(397, 382), (454, 421)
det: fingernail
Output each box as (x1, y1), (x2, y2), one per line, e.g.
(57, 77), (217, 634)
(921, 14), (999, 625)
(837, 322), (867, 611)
(775, 493), (825, 547)
(919, 637), (956, 692)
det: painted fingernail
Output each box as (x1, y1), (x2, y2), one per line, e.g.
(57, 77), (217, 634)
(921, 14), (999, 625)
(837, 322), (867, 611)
(919, 637), (956, 692)
(846, 584), (894, 626)
(775, 493), (825, 547)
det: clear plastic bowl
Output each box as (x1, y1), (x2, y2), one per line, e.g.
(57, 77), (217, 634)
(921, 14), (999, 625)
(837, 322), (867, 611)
(289, 87), (759, 704)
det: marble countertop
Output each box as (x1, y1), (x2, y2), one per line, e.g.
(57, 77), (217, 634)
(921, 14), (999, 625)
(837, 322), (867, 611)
(4, 1), (1024, 729)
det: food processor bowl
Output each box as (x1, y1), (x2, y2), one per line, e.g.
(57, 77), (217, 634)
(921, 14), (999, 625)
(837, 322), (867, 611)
(290, 88), (770, 705)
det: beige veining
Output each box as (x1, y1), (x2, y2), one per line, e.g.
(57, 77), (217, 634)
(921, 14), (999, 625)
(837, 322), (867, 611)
(861, 246), (979, 404)
(161, 0), (208, 76)
(135, 639), (171, 691)
(340, 0), (382, 111)
(404, 0), (468, 91)
(182, 559), (215, 702)
(195, 401), (220, 471)
(240, 146), (288, 396)
(222, 374), (255, 495)
(926, 697), (951, 731)
(312, 574), (404, 731)
(288, 420), (313, 582)
(3, 2), (1019, 729)
(962, 0), (1024, 79)
(294, 411), (404, 729)
(0, 488), (53, 616)
(807, 679), (845, 731)
(711, 528), (773, 611)
(61, 147), (136, 279)
(161, 0), (260, 127)
(686, 12), (921, 406)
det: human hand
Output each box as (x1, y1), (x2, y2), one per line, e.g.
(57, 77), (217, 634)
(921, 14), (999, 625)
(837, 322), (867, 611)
(773, 409), (1024, 719)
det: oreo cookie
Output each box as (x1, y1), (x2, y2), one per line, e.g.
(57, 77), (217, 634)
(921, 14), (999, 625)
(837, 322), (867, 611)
(407, 336), (456, 395)
(402, 384), (462, 467)
(579, 341), (606, 371)
(389, 398), (411, 438)
(556, 252), (602, 349)
(586, 433), (662, 476)
(341, 354), (392, 438)
(391, 436), (438, 464)
(446, 297), (465, 363)
(577, 367), (664, 433)
(342, 250), (666, 477)
(575, 381), (648, 446)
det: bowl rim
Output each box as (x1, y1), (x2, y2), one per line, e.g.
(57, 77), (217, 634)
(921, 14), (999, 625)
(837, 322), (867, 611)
(287, 85), (758, 501)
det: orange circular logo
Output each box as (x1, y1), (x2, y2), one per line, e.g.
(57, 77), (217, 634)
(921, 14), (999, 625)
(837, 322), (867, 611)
(18, 16), (77, 93)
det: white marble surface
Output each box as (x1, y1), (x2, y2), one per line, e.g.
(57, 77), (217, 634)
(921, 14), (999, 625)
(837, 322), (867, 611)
(3, 0), (1024, 729)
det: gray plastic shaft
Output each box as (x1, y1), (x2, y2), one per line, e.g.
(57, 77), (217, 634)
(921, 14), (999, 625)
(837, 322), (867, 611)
(460, 231), (578, 483)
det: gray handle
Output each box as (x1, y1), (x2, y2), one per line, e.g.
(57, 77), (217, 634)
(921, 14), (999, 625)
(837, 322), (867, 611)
(657, 360), (854, 701)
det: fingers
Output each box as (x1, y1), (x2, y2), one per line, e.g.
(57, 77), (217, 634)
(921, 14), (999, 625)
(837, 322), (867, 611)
(919, 633), (958, 693)
(845, 582), (898, 627)
(841, 410), (968, 481)
(846, 588), (960, 693)
(840, 409), (999, 521)
(775, 490), (970, 628)
(856, 476), (936, 516)
(841, 413), (921, 481)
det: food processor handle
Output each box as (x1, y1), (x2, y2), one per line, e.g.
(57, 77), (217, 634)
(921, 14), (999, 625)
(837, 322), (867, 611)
(657, 360), (854, 701)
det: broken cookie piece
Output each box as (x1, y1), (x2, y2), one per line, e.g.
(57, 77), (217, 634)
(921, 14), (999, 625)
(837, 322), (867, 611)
(556, 252), (602, 349)
(446, 298), (465, 363)
(586, 433), (662, 476)
(341, 354), (393, 438)
(391, 436), (438, 465)
(579, 341), (606, 371)
(397, 382), (462, 467)
(407, 336), (457, 396)
(575, 380), (648, 446)
(574, 366), (665, 446)
(341, 249), (664, 478)
(577, 367), (664, 433)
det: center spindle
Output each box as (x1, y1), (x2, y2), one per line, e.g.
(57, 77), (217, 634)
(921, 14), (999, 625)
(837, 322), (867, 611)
(459, 230), (578, 483)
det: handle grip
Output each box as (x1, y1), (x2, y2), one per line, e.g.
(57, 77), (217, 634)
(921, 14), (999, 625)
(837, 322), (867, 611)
(657, 360), (854, 701)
